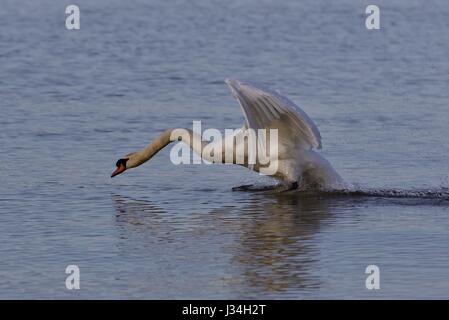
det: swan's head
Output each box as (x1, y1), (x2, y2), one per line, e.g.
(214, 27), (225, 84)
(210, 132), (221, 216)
(111, 152), (143, 177)
(111, 158), (128, 178)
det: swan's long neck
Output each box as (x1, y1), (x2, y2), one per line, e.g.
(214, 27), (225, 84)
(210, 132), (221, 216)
(130, 128), (206, 168)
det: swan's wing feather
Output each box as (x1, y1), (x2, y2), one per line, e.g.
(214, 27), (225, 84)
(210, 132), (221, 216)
(225, 79), (322, 150)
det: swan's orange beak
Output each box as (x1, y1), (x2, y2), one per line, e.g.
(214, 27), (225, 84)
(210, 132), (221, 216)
(111, 163), (126, 178)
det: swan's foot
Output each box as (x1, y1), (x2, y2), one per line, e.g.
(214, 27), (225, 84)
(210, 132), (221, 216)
(232, 182), (299, 193)
(232, 184), (255, 191)
(263, 181), (299, 194)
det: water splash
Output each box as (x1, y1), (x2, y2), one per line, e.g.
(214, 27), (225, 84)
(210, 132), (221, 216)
(321, 186), (449, 200)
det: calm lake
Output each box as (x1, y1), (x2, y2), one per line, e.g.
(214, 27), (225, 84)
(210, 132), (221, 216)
(1, 0), (449, 298)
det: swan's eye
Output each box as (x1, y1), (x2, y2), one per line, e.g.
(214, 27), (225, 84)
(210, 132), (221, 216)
(116, 158), (128, 167)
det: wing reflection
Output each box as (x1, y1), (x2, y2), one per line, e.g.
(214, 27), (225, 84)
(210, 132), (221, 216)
(111, 192), (347, 295)
(218, 192), (338, 293)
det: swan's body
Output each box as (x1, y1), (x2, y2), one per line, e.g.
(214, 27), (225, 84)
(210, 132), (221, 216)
(112, 79), (344, 191)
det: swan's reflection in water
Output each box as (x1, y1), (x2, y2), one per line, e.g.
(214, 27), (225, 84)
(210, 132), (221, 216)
(223, 193), (335, 292)
(112, 193), (350, 296)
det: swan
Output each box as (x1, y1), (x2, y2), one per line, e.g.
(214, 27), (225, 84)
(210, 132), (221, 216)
(111, 79), (344, 192)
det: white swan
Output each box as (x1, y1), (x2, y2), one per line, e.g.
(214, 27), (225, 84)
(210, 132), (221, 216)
(111, 79), (344, 192)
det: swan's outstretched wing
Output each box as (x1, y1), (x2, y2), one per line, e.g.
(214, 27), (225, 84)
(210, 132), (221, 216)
(225, 78), (322, 150)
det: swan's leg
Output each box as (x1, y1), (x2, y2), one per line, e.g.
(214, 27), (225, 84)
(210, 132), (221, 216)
(232, 181), (298, 193)
(261, 181), (299, 193)
(232, 184), (255, 191)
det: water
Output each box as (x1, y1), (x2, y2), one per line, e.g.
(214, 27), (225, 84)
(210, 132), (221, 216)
(1, 0), (449, 299)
